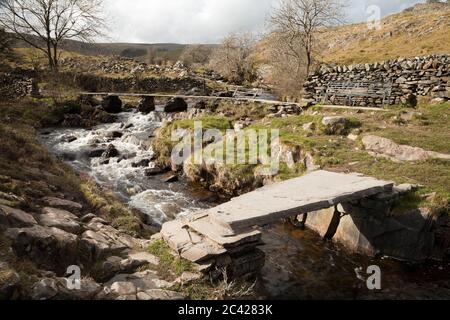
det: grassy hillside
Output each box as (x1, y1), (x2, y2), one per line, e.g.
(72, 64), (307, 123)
(11, 34), (216, 64)
(11, 33), (187, 57)
(320, 2), (450, 65)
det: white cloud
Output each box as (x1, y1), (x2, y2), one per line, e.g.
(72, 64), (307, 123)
(103, 0), (425, 44)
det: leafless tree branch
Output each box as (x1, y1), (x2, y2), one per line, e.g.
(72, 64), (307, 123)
(0, 0), (107, 70)
(269, 0), (345, 75)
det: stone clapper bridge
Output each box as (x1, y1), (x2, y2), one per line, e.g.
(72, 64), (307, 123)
(160, 170), (395, 278)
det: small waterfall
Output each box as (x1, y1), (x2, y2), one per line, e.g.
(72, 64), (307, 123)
(40, 109), (210, 225)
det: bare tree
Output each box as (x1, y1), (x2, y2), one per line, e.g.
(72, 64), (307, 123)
(0, 0), (106, 70)
(264, 32), (308, 99)
(209, 32), (257, 84)
(179, 45), (212, 67)
(269, 0), (345, 75)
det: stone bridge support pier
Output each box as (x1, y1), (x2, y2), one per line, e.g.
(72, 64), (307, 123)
(296, 188), (436, 261)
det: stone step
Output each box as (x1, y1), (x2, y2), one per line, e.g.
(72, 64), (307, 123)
(184, 214), (262, 248)
(160, 220), (227, 263)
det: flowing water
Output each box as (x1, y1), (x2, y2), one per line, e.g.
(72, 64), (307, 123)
(40, 107), (450, 300)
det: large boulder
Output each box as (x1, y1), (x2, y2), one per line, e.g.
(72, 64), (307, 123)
(78, 220), (143, 261)
(101, 96), (123, 114)
(99, 270), (176, 300)
(92, 255), (151, 283)
(62, 114), (84, 127)
(0, 205), (37, 230)
(5, 225), (79, 274)
(362, 135), (450, 162)
(78, 230), (128, 261)
(164, 97), (188, 113)
(92, 109), (117, 123)
(31, 277), (101, 300)
(42, 197), (83, 215)
(334, 206), (435, 261)
(37, 207), (83, 235)
(321, 116), (351, 135)
(137, 96), (155, 114)
(301, 201), (435, 261)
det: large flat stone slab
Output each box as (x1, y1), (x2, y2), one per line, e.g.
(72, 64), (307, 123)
(362, 135), (450, 162)
(185, 213), (262, 247)
(209, 171), (393, 232)
(161, 220), (227, 263)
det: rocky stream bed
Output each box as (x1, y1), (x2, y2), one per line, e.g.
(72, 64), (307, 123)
(36, 104), (450, 300)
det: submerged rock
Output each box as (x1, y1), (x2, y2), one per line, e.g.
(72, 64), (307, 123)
(87, 148), (107, 158)
(102, 144), (120, 158)
(163, 173), (179, 183)
(105, 131), (123, 139)
(145, 166), (167, 176)
(131, 159), (151, 168)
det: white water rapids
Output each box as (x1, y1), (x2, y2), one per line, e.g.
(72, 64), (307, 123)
(40, 109), (211, 226)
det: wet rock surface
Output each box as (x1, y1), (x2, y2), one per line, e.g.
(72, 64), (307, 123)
(40, 110), (212, 224)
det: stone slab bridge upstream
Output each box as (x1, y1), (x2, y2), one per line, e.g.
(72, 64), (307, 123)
(159, 170), (394, 278)
(76, 92), (388, 111)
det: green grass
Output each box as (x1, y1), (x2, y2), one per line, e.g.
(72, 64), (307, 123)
(153, 116), (233, 168)
(168, 116), (232, 132)
(215, 101), (271, 120)
(79, 177), (144, 237)
(363, 103), (450, 154)
(151, 102), (449, 212)
(148, 240), (194, 279)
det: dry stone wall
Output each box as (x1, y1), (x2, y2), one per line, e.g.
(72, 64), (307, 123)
(0, 68), (36, 100)
(303, 54), (450, 107)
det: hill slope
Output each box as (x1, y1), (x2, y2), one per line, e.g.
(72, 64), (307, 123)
(320, 2), (450, 65)
(11, 35), (188, 61)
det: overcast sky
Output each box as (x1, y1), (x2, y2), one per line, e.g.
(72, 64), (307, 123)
(103, 0), (425, 44)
